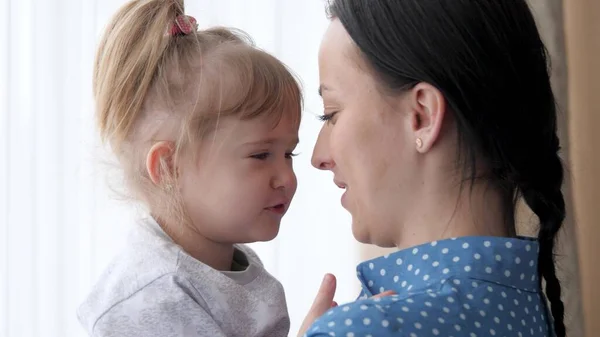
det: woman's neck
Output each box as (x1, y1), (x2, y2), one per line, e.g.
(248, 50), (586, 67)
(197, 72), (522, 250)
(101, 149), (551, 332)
(393, 181), (513, 250)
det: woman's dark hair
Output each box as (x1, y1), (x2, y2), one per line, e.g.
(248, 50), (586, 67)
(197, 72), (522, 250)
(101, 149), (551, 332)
(327, 0), (565, 336)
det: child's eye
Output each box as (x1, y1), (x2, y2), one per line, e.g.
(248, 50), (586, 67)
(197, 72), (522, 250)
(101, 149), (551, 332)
(318, 111), (338, 124)
(251, 153), (270, 160)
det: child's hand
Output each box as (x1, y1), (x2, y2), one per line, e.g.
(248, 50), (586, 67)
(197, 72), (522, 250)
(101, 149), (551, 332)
(297, 274), (337, 337)
(296, 274), (396, 337)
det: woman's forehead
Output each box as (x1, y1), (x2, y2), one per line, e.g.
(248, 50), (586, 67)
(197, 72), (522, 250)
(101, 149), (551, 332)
(319, 20), (377, 96)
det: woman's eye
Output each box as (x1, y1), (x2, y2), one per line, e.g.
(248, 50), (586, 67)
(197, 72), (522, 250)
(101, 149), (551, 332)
(285, 152), (299, 159)
(251, 153), (270, 160)
(318, 111), (338, 124)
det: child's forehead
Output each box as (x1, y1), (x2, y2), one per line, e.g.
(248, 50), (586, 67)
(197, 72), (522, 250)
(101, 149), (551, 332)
(213, 113), (299, 144)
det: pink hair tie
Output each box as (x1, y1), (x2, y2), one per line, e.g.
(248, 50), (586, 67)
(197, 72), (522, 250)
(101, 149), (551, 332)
(169, 15), (197, 36)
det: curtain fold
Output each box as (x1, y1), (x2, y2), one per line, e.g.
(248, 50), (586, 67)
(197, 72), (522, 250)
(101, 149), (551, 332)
(564, 0), (600, 336)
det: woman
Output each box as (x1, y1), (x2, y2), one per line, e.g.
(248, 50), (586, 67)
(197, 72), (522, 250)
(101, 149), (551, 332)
(303, 0), (567, 336)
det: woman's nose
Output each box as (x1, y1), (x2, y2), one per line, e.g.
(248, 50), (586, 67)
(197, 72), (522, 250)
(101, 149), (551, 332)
(311, 127), (335, 171)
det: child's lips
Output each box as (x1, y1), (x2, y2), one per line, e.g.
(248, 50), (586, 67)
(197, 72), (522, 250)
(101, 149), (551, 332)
(265, 203), (287, 215)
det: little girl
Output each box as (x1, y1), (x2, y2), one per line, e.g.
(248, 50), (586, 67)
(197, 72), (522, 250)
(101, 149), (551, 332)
(77, 1), (302, 336)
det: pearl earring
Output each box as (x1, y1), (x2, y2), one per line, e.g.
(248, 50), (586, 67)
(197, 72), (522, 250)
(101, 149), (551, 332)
(416, 138), (423, 149)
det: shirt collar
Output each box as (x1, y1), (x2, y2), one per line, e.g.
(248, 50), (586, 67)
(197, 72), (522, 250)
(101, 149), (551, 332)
(357, 236), (540, 296)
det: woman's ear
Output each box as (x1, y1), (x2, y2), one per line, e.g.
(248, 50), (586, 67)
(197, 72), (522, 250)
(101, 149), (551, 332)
(407, 82), (446, 152)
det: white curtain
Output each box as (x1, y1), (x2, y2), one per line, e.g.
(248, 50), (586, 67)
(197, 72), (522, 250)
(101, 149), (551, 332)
(0, 1), (362, 336)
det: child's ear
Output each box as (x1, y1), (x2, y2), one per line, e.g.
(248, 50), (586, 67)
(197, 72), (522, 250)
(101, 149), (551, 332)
(146, 141), (176, 186)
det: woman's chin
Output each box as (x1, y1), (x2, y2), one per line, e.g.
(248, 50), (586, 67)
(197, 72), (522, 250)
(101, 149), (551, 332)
(351, 221), (372, 244)
(351, 221), (398, 247)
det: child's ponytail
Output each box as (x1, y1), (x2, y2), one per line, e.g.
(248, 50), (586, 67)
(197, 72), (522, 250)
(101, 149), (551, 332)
(94, 0), (186, 150)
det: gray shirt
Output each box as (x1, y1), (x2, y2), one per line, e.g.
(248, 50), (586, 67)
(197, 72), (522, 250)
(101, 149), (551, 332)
(77, 218), (290, 337)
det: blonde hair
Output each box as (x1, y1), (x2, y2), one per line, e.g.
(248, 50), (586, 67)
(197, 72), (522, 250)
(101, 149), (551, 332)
(94, 0), (302, 224)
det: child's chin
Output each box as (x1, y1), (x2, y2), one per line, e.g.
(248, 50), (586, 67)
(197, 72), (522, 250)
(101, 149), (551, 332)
(254, 224), (282, 242)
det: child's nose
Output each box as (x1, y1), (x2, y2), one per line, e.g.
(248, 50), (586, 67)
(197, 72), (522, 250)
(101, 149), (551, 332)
(271, 165), (296, 191)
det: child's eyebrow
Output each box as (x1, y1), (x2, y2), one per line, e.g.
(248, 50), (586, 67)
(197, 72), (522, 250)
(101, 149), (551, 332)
(242, 137), (299, 147)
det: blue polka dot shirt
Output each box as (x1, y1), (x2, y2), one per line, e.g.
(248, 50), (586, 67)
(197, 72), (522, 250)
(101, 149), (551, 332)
(306, 236), (553, 337)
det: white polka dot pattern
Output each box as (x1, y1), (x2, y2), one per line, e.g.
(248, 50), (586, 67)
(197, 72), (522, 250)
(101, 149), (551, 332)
(304, 236), (550, 337)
